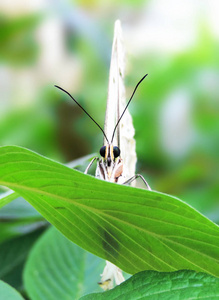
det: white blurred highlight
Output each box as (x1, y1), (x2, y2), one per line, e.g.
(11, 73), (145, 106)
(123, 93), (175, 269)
(159, 88), (195, 158)
(126, 0), (219, 55)
(36, 17), (82, 90)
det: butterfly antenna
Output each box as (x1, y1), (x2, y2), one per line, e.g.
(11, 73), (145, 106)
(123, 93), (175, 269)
(55, 85), (109, 144)
(110, 74), (148, 143)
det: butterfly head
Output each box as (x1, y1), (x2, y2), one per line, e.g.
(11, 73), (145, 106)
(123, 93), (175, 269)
(99, 144), (120, 167)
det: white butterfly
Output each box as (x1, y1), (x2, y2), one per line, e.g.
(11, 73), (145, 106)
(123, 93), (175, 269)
(55, 20), (151, 290)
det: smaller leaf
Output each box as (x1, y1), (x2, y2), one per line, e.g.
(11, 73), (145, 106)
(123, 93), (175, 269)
(24, 226), (106, 300)
(0, 196), (46, 244)
(66, 153), (97, 169)
(80, 270), (219, 300)
(0, 191), (19, 209)
(0, 280), (24, 300)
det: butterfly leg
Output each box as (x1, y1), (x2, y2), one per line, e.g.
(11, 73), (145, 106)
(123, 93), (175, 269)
(84, 157), (98, 174)
(123, 174), (151, 190)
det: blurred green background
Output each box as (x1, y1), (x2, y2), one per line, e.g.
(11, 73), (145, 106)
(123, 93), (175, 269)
(0, 0), (218, 223)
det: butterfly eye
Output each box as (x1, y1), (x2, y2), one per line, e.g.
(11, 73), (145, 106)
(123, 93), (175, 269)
(113, 146), (120, 158)
(99, 146), (106, 157)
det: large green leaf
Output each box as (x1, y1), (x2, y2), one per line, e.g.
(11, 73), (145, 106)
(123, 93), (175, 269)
(0, 146), (218, 276)
(80, 270), (219, 300)
(24, 226), (106, 300)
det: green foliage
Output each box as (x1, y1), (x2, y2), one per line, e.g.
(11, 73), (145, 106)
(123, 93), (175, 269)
(81, 270), (219, 300)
